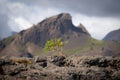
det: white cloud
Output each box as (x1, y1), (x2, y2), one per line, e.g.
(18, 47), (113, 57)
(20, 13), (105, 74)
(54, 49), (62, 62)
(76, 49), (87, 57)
(48, 8), (60, 16)
(72, 14), (120, 40)
(6, 1), (61, 31)
(14, 17), (32, 30)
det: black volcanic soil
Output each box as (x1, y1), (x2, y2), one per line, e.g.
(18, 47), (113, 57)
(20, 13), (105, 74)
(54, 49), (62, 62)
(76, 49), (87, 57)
(0, 55), (120, 80)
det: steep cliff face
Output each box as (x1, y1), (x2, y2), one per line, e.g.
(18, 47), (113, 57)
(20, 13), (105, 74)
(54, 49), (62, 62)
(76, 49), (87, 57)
(0, 13), (90, 57)
(103, 29), (120, 43)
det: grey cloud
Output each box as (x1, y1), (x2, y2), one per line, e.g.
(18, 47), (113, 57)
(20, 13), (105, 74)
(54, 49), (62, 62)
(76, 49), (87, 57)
(0, 0), (32, 39)
(0, 13), (12, 38)
(11, 0), (120, 17)
(49, 0), (120, 17)
(0, 0), (13, 39)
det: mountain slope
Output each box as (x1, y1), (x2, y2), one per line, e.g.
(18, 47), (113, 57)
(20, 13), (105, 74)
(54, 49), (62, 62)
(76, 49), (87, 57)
(0, 13), (90, 57)
(103, 29), (120, 43)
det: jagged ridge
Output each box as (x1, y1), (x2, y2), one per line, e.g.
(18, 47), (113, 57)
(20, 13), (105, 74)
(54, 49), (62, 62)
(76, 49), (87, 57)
(0, 13), (90, 57)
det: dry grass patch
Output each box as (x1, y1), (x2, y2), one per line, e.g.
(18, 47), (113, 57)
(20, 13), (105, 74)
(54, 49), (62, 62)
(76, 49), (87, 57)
(11, 57), (33, 64)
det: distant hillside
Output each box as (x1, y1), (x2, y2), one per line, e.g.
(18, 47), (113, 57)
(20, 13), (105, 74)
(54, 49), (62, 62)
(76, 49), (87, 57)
(0, 31), (17, 40)
(103, 29), (120, 43)
(11, 31), (17, 36)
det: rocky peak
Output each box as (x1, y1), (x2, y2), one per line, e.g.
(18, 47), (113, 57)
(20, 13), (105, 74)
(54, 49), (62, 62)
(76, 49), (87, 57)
(58, 13), (71, 21)
(4, 13), (90, 48)
(38, 13), (73, 29)
(78, 23), (89, 34)
(51, 13), (71, 20)
(16, 13), (89, 47)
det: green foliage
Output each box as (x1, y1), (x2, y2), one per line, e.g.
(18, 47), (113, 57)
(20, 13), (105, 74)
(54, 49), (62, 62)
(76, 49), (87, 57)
(45, 38), (64, 55)
(45, 39), (55, 51)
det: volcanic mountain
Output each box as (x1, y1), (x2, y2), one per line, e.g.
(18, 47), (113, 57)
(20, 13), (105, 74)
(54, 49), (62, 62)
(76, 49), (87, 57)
(0, 13), (120, 57)
(103, 29), (120, 43)
(0, 13), (90, 57)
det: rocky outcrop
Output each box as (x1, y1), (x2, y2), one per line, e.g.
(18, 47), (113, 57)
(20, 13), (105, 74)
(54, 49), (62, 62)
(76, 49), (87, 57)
(0, 55), (120, 80)
(78, 23), (89, 35)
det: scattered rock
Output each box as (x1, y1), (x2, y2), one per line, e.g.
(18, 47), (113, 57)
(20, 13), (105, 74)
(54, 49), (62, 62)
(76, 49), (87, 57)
(51, 56), (66, 66)
(0, 56), (120, 80)
(84, 57), (109, 67)
(34, 56), (47, 68)
(35, 57), (47, 63)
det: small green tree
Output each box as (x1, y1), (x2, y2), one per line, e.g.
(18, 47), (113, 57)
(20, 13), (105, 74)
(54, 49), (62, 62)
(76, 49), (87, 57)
(45, 38), (64, 55)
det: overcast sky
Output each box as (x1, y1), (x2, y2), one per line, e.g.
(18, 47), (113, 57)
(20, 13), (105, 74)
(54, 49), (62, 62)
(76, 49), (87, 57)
(0, 0), (120, 39)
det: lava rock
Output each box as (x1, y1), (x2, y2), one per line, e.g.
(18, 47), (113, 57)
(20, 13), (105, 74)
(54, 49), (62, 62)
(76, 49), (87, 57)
(52, 56), (66, 66)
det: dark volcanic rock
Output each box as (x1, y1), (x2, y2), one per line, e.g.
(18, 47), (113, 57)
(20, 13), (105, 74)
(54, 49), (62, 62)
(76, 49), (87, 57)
(84, 57), (109, 67)
(3, 64), (27, 76)
(51, 56), (66, 66)
(34, 56), (47, 68)
(0, 56), (120, 80)
(34, 56), (47, 63)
